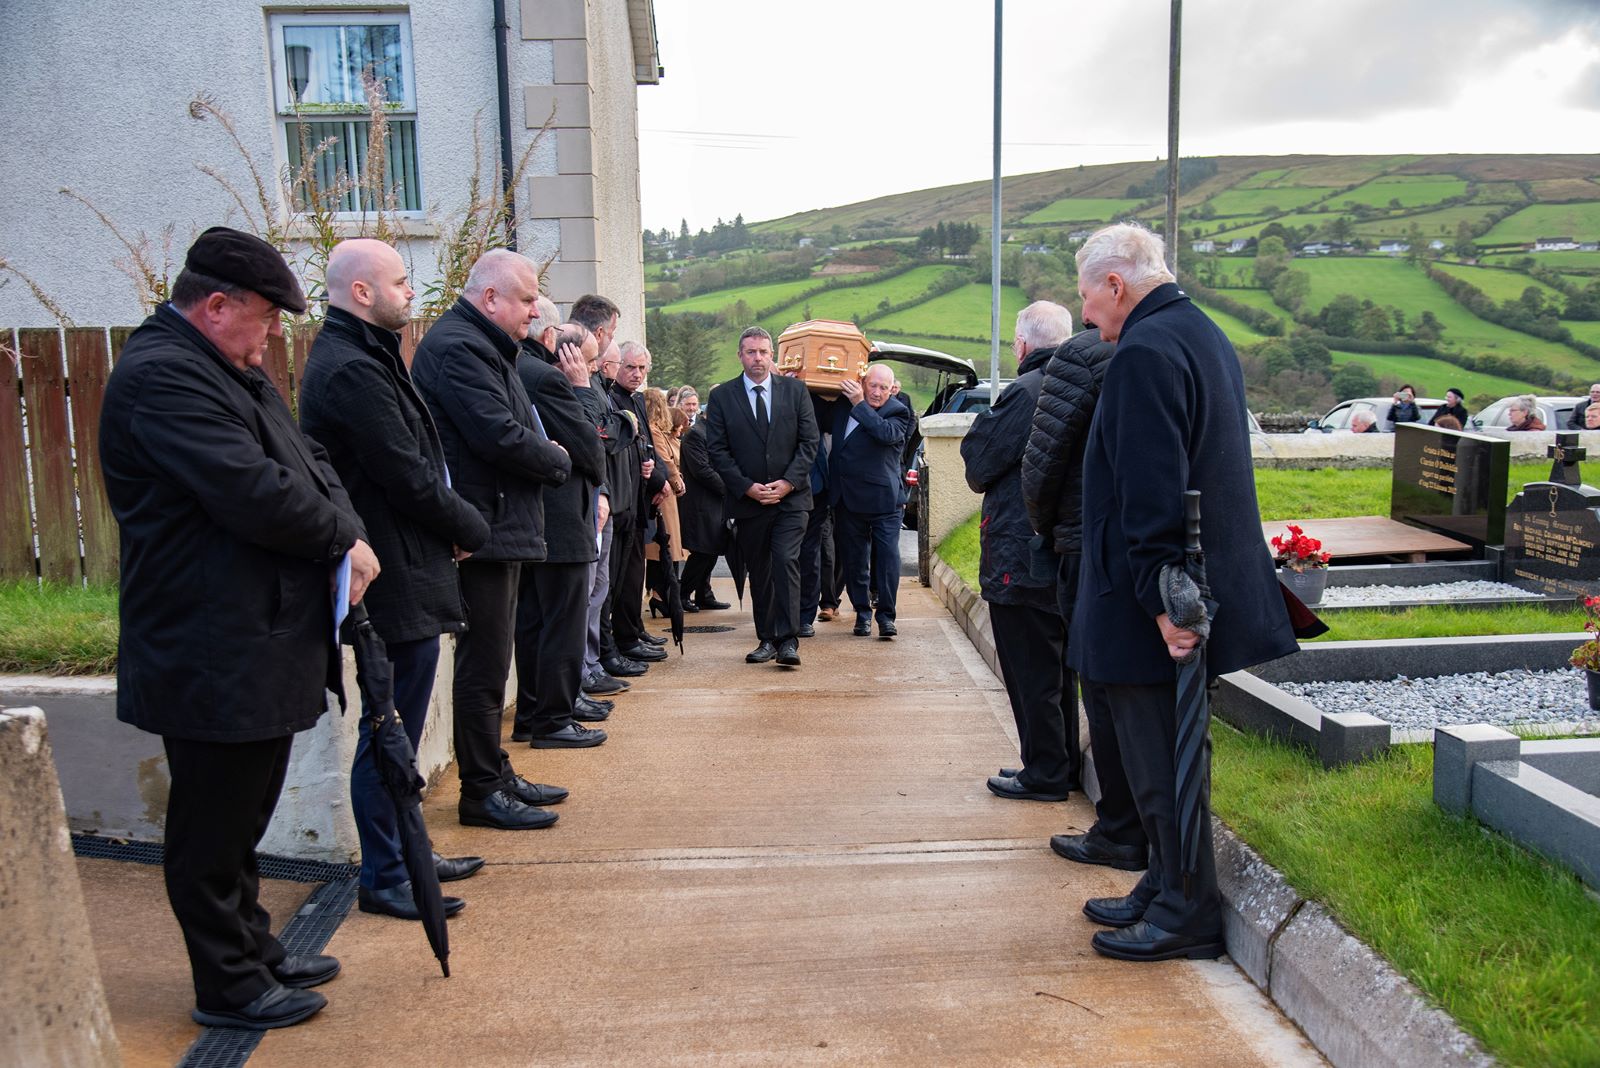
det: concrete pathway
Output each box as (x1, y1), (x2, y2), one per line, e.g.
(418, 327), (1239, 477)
(95, 578), (1324, 1065)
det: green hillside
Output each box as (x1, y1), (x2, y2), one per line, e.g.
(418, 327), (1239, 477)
(1483, 203), (1600, 245)
(873, 283), (1027, 339)
(1020, 196), (1144, 224)
(1331, 176), (1469, 209)
(1328, 351), (1538, 400)
(659, 277), (829, 315)
(1431, 263), (1564, 304)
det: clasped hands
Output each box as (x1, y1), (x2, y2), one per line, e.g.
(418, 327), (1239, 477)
(745, 479), (793, 505)
(1156, 612), (1201, 662)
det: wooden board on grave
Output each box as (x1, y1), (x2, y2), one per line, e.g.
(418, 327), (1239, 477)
(1390, 422), (1509, 550)
(1505, 481), (1600, 599)
(775, 320), (870, 398)
(1260, 516), (1473, 563)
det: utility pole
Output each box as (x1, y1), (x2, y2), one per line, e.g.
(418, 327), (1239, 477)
(989, 0), (1003, 396)
(1164, 0), (1182, 276)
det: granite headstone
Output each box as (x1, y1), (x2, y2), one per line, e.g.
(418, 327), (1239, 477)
(1505, 481), (1600, 598)
(1391, 423), (1509, 549)
(1547, 431), (1586, 487)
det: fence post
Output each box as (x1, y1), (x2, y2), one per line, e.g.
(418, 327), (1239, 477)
(0, 335), (33, 581)
(65, 329), (117, 585)
(17, 329), (78, 584)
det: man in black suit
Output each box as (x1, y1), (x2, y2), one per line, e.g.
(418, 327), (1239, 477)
(704, 327), (820, 666)
(1068, 223), (1296, 962)
(829, 364), (913, 638)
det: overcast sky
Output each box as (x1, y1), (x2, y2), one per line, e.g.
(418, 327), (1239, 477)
(637, 0), (1600, 233)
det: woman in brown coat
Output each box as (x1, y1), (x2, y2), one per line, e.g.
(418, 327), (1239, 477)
(645, 390), (688, 610)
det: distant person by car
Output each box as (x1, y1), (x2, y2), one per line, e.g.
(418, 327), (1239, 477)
(1506, 394), (1546, 431)
(1307, 395), (1442, 433)
(1473, 394), (1581, 432)
(1387, 384), (1421, 425)
(1568, 383), (1600, 430)
(1428, 388), (1469, 428)
(1350, 411), (1378, 433)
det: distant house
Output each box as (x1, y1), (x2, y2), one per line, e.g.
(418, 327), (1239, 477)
(1227, 238), (1250, 253)
(1021, 243), (1053, 255)
(797, 237), (815, 248)
(1191, 240), (1215, 254)
(1535, 236), (1579, 251)
(1378, 240), (1411, 256)
(1068, 229), (1095, 241)
(1581, 242), (1600, 253)
(1429, 239), (1447, 250)
(1299, 242), (1332, 256)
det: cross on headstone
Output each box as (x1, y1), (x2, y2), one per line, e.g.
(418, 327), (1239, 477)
(1548, 431), (1586, 487)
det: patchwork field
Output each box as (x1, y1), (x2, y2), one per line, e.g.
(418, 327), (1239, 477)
(1351, 205), (1506, 240)
(1190, 298), (1270, 345)
(871, 283), (1027, 339)
(1018, 196), (1146, 224)
(1327, 351), (1539, 401)
(1330, 175), (1469, 209)
(1431, 263), (1565, 304)
(1482, 250), (1600, 275)
(1482, 203), (1600, 245)
(1204, 186), (1338, 217)
(761, 265), (967, 328)
(659, 277), (831, 315)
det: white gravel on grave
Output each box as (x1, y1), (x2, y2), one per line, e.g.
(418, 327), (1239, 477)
(1317, 580), (1543, 607)
(1276, 670), (1600, 731)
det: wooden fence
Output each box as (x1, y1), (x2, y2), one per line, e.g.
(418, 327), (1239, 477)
(3, 320), (430, 585)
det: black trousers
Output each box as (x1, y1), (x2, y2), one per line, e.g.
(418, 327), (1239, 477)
(1083, 676), (1221, 936)
(513, 560), (590, 737)
(608, 512), (648, 650)
(454, 559), (520, 801)
(989, 601), (1080, 793)
(799, 502), (842, 622)
(836, 506), (901, 623)
(737, 507), (807, 643)
(163, 733), (293, 1011)
(681, 551), (720, 601)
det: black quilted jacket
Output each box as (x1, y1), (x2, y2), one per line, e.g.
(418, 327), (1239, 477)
(1020, 328), (1117, 553)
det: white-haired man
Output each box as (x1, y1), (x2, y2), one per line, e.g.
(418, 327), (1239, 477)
(411, 251), (574, 831)
(1067, 224), (1295, 962)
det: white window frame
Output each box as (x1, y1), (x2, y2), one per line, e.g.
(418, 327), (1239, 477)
(266, 10), (422, 216)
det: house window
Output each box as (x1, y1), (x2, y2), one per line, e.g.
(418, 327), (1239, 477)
(268, 12), (421, 213)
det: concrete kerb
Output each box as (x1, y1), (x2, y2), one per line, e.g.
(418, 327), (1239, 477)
(931, 559), (1495, 1068)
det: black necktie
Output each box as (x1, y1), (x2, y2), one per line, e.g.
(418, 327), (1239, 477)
(753, 384), (769, 437)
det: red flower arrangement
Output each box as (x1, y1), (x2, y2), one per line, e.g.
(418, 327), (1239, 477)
(1270, 524), (1332, 572)
(1570, 595), (1600, 672)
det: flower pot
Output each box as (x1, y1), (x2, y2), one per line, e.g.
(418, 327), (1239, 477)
(1587, 669), (1600, 713)
(1279, 565), (1328, 606)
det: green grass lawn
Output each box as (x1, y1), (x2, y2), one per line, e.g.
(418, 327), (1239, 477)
(1256, 461), (1552, 521)
(1431, 262), (1565, 304)
(1328, 350), (1539, 399)
(1484, 203), (1600, 246)
(1310, 604), (1584, 641)
(1212, 727), (1600, 1068)
(655, 277), (828, 316)
(1018, 196), (1144, 225)
(936, 511), (982, 590)
(1292, 258), (1600, 376)
(1209, 287), (1293, 324)
(0, 582), (119, 675)
(1330, 175), (1468, 210)
(1191, 298), (1269, 345)
(872, 283), (1028, 339)
(1204, 186), (1338, 217)
(1351, 205), (1507, 240)
(1482, 251), (1600, 276)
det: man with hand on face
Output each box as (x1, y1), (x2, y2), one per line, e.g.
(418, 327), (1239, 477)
(1068, 223), (1294, 963)
(604, 341), (670, 670)
(830, 364), (913, 638)
(299, 238), (492, 921)
(511, 304), (611, 747)
(100, 226), (375, 1029)
(411, 250), (573, 832)
(703, 327), (820, 666)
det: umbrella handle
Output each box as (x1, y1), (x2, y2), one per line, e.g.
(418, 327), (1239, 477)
(1183, 490), (1202, 555)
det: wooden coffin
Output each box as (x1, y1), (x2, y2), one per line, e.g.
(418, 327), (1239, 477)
(775, 319), (871, 398)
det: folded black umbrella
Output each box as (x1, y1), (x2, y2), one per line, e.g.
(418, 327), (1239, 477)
(1161, 491), (1217, 900)
(650, 520), (686, 652)
(724, 518), (747, 608)
(342, 603), (451, 978)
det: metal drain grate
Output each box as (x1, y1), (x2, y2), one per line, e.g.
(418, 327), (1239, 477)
(682, 624), (737, 633)
(73, 834), (358, 1068)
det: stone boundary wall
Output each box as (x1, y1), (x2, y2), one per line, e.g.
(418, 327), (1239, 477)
(928, 559), (1495, 1068)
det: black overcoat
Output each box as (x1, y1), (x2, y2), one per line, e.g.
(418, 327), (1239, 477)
(99, 306), (364, 742)
(1067, 284), (1296, 685)
(828, 397), (913, 515)
(1021, 330), (1117, 554)
(678, 420), (728, 554)
(410, 299), (571, 562)
(703, 373), (819, 519)
(962, 346), (1055, 610)
(298, 308), (489, 645)
(516, 338), (606, 564)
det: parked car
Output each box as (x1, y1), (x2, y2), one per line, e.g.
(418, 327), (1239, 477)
(865, 341), (980, 531)
(1470, 395), (1584, 432)
(1305, 396), (1443, 433)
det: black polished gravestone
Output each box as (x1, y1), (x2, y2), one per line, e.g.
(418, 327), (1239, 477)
(1506, 481), (1600, 598)
(1391, 423), (1510, 549)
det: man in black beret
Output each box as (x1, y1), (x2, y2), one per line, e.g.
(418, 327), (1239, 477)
(100, 226), (378, 1029)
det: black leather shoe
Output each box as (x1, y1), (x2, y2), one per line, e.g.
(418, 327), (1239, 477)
(999, 767), (1021, 779)
(798, 623), (815, 638)
(639, 631), (667, 646)
(271, 953), (340, 989)
(358, 882), (466, 920)
(509, 728), (532, 743)
(878, 620), (897, 639)
(696, 594), (731, 610)
(683, 600), (700, 613)
(431, 851), (485, 882)
(746, 641), (778, 663)
(602, 656), (647, 678)
(529, 723), (607, 748)
(1083, 893), (1147, 929)
(1049, 832), (1148, 871)
(583, 671), (628, 695)
(987, 774), (1070, 802)
(192, 984), (326, 1029)
(1091, 920), (1224, 962)
(504, 775), (568, 807)
(852, 617), (871, 636)
(459, 789), (559, 829)
(775, 639), (801, 666)
(623, 643), (667, 662)
(573, 695), (611, 722)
